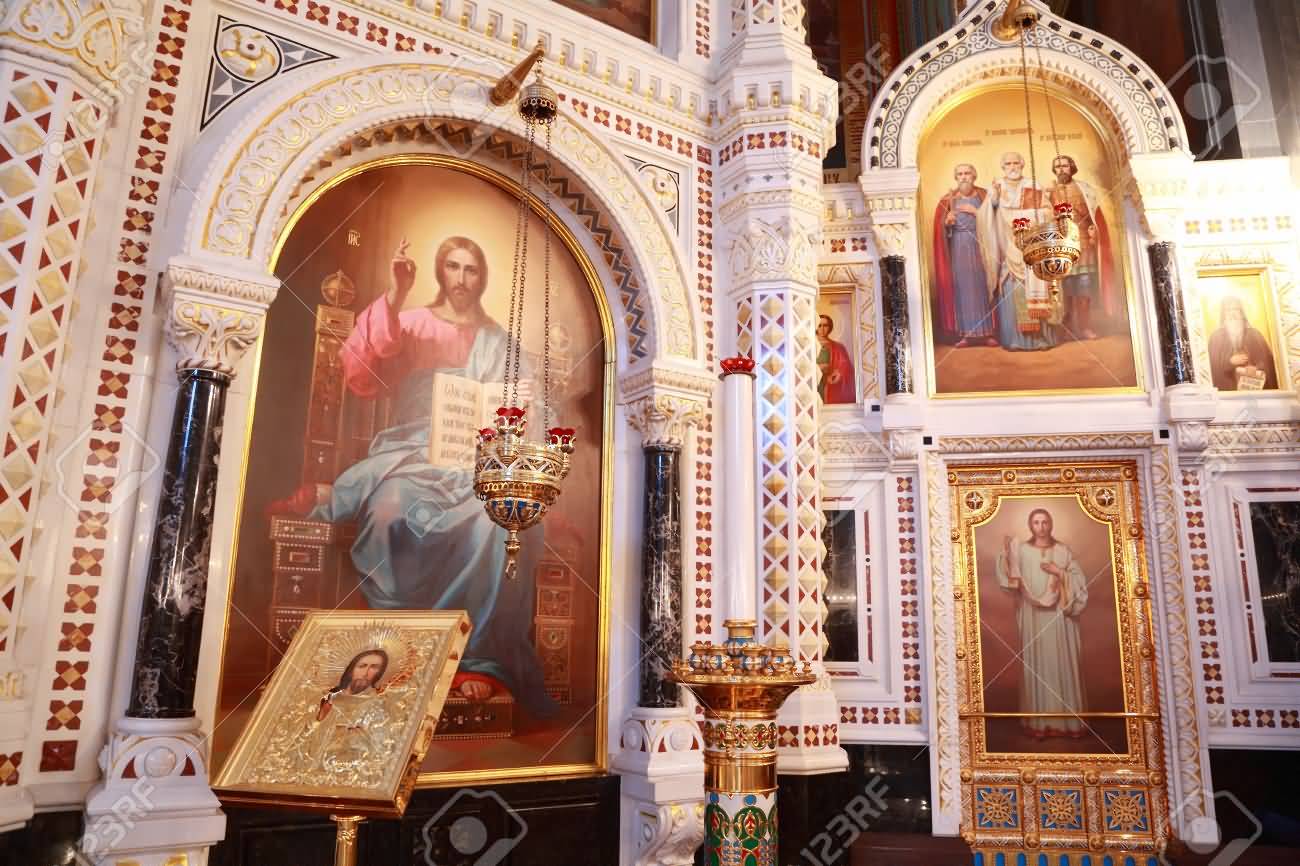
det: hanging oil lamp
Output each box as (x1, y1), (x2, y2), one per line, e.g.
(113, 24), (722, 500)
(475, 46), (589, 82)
(1007, 2), (1081, 301)
(473, 62), (575, 579)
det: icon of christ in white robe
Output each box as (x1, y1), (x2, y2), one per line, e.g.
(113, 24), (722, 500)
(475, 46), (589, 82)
(995, 507), (1089, 738)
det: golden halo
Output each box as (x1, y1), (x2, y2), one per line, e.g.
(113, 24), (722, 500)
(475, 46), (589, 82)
(319, 621), (420, 693)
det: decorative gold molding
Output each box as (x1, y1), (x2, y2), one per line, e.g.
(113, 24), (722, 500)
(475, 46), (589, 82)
(1, 0), (148, 94)
(937, 433), (1156, 454)
(948, 459), (1169, 857)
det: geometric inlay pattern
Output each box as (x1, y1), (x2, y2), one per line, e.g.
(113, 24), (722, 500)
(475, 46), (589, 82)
(37, 0), (195, 774)
(202, 16), (334, 128)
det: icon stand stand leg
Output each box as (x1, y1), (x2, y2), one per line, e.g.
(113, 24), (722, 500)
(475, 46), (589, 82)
(331, 814), (365, 866)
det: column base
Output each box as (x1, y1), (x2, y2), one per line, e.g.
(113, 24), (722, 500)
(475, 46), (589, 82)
(776, 671), (849, 775)
(1165, 383), (1218, 461)
(81, 717), (225, 864)
(611, 707), (705, 866)
(0, 786), (35, 834)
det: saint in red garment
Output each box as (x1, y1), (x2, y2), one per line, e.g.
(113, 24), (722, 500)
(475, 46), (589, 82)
(816, 314), (856, 404)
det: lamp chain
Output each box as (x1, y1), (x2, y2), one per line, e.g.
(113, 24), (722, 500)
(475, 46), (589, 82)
(1032, 33), (1062, 161)
(504, 114), (536, 410)
(543, 120), (554, 432)
(1017, 26), (1040, 203)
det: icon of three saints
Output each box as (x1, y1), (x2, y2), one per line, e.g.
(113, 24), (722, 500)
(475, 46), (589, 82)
(932, 152), (1119, 351)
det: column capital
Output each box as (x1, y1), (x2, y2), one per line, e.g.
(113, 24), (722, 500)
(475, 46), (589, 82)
(1123, 151), (1196, 242)
(624, 392), (708, 450)
(726, 214), (820, 293)
(0, 0), (150, 101)
(861, 168), (922, 258)
(165, 258), (280, 377)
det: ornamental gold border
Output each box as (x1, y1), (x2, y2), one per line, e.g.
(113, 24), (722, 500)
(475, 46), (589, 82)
(947, 460), (1169, 854)
(212, 153), (615, 791)
(915, 82), (1147, 400)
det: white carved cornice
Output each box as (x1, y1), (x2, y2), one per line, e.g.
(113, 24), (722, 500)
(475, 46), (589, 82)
(718, 189), (824, 226)
(0, 0), (149, 97)
(728, 216), (819, 289)
(935, 431), (1156, 454)
(1123, 152), (1197, 241)
(167, 261), (280, 308)
(619, 362), (713, 449)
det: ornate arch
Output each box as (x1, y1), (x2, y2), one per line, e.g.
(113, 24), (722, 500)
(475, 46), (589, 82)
(176, 56), (701, 364)
(862, 0), (1189, 171)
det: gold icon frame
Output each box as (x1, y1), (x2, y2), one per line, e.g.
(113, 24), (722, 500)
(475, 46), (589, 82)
(210, 154), (615, 789)
(948, 460), (1169, 855)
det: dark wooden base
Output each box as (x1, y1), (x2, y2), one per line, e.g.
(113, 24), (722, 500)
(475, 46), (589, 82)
(212, 773), (618, 866)
(843, 834), (1298, 866)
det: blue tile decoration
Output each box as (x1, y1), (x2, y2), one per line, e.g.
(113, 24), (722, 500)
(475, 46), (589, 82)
(975, 786), (1020, 830)
(1039, 787), (1085, 832)
(1102, 788), (1150, 834)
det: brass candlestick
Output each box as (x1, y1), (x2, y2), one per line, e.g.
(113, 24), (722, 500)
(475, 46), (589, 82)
(670, 619), (815, 863)
(330, 815), (364, 866)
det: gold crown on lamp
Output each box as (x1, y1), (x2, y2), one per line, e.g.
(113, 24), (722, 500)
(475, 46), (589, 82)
(1013, 202), (1082, 300)
(473, 409), (575, 580)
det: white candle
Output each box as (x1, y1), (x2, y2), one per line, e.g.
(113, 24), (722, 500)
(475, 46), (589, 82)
(720, 359), (758, 624)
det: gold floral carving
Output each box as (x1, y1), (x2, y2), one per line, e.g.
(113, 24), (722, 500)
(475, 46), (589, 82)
(191, 61), (696, 361)
(2, 0), (148, 92)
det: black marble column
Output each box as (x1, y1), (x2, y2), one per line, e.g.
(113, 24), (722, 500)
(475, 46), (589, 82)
(880, 254), (913, 395)
(1148, 241), (1196, 387)
(639, 445), (682, 707)
(127, 368), (230, 718)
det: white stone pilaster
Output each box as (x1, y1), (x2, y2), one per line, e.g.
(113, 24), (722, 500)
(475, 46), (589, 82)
(0, 0), (148, 832)
(716, 3), (846, 775)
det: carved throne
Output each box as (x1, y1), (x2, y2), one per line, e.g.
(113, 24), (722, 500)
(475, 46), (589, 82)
(267, 271), (577, 739)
